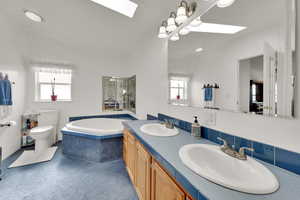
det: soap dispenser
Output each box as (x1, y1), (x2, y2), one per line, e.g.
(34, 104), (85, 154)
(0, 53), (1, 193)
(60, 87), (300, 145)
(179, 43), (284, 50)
(191, 116), (201, 139)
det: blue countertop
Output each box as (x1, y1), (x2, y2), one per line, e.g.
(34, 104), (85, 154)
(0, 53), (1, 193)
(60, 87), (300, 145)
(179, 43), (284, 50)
(123, 120), (300, 200)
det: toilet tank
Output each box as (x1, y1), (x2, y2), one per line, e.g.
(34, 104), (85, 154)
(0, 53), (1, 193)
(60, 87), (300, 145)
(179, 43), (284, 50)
(38, 110), (58, 126)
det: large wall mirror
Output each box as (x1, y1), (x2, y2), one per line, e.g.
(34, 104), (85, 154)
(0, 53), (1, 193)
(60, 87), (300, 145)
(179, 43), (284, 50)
(168, 0), (296, 118)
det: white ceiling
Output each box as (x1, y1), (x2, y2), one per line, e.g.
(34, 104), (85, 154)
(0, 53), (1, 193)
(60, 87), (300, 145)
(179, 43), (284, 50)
(169, 0), (286, 61)
(0, 0), (178, 57)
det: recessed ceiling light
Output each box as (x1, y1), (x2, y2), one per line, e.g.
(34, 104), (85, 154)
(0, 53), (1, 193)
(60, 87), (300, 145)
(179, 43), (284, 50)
(89, 0), (138, 18)
(24, 10), (43, 23)
(189, 23), (246, 34)
(195, 48), (203, 52)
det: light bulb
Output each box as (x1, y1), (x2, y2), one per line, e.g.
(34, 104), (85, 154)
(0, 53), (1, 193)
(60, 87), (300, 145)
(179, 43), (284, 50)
(179, 27), (190, 35)
(166, 17), (177, 32)
(190, 16), (202, 27)
(175, 6), (187, 24)
(158, 26), (168, 39)
(170, 33), (179, 41)
(217, 0), (235, 8)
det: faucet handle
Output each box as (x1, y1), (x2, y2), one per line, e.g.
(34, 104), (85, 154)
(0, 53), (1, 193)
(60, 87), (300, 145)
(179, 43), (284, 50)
(239, 147), (254, 156)
(217, 137), (228, 147)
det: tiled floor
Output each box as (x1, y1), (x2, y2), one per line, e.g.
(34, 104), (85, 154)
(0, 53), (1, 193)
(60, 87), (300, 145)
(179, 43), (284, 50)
(0, 145), (138, 200)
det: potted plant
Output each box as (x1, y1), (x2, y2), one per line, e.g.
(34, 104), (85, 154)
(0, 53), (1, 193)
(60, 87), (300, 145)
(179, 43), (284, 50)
(51, 78), (57, 101)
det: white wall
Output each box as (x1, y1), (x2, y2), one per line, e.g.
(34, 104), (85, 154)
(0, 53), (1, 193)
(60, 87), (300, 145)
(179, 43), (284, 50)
(129, 6), (300, 154)
(0, 18), (26, 159)
(24, 35), (135, 139)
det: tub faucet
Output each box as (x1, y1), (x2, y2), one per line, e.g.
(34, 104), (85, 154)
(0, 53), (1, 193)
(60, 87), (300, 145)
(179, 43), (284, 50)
(217, 137), (254, 160)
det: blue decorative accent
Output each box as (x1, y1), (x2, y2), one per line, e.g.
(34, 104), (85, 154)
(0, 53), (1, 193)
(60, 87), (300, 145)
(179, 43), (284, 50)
(147, 114), (158, 120)
(204, 87), (213, 101)
(275, 148), (300, 175)
(69, 113), (137, 122)
(157, 113), (300, 176)
(252, 142), (275, 165)
(0, 78), (12, 105)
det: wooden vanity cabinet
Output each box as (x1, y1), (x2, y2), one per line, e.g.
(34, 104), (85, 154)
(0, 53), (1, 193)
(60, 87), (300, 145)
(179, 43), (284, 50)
(151, 160), (185, 200)
(124, 130), (136, 184)
(123, 129), (193, 200)
(135, 141), (151, 200)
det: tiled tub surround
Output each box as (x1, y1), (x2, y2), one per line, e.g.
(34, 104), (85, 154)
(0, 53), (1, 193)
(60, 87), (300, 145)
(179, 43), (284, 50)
(62, 114), (136, 162)
(62, 132), (123, 162)
(123, 120), (300, 200)
(153, 113), (300, 176)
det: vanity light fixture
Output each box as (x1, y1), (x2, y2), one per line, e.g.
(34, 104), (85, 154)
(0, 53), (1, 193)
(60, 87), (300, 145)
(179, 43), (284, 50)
(170, 33), (180, 41)
(175, 1), (188, 24)
(89, 0), (138, 18)
(24, 10), (43, 23)
(166, 12), (178, 32)
(190, 16), (202, 27)
(176, 1), (197, 24)
(217, 0), (236, 8)
(158, 21), (168, 38)
(158, 1), (197, 39)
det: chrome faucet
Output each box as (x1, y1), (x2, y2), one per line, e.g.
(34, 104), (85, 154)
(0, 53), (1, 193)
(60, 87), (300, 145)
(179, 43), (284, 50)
(217, 137), (254, 160)
(163, 119), (175, 129)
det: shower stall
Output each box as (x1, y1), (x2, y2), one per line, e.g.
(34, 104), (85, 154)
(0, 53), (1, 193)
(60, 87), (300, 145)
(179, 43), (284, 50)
(102, 76), (136, 113)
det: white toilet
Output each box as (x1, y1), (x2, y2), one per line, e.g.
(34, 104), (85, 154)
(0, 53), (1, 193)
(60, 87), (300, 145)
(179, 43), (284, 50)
(30, 126), (54, 152)
(30, 110), (58, 152)
(9, 110), (59, 168)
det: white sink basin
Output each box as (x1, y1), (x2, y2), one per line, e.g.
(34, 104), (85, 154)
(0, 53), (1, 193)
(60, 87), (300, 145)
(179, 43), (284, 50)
(140, 123), (179, 137)
(179, 144), (279, 194)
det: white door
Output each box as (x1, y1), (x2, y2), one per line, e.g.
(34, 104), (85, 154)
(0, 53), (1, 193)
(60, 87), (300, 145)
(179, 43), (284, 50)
(263, 43), (277, 115)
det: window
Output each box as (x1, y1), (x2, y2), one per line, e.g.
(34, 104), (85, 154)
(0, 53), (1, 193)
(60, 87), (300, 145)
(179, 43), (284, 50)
(34, 67), (72, 102)
(169, 75), (189, 106)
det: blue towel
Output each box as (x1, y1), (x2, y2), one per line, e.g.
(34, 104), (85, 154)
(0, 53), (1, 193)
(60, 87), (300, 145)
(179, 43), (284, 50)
(0, 79), (12, 105)
(204, 88), (213, 101)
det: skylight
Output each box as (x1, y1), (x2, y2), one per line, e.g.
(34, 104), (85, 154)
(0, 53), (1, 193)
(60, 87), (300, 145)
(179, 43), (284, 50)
(89, 0), (138, 18)
(189, 23), (247, 34)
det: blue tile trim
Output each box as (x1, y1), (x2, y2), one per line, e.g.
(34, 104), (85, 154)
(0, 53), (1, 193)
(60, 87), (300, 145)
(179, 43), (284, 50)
(61, 129), (123, 140)
(147, 114), (158, 120)
(157, 113), (300, 176)
(275, 147), (300, 175)
(158, 113), (192, 133)
(69, 114), (137, 122)
(253, 141), (275, 165)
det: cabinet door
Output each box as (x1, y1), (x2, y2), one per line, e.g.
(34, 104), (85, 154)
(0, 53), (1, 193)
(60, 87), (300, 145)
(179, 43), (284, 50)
(126, 131), (136, 184)
(151, 160), (185, 200)
(123, 131), (128, 165)
(135, 141), (151, 200)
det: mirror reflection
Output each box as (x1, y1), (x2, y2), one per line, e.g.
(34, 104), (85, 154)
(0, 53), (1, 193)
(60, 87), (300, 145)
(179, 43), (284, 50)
(102, 76), (136, 113)
(168, 0), (295, 117)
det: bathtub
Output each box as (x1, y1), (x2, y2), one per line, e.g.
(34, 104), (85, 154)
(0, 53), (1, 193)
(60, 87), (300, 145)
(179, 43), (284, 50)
(62, 117), (132, 163)
(65, 118), (126, 136)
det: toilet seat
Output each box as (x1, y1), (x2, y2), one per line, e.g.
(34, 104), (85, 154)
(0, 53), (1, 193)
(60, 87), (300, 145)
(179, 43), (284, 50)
(30, 126), (53, 135)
